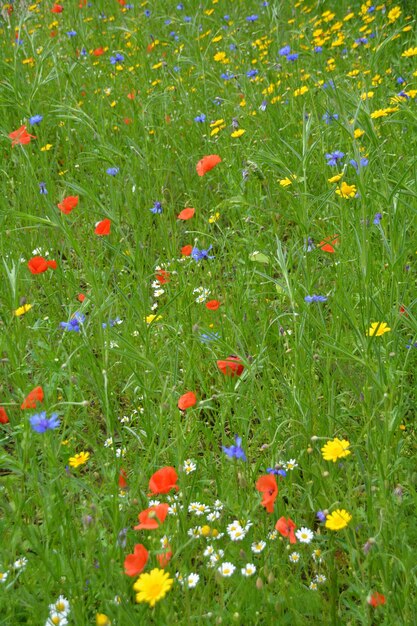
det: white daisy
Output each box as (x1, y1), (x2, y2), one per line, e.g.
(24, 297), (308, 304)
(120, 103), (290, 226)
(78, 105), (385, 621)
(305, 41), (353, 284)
(13, 557), (27, 570)
(295, 527), (314, 544)
(183, 459), (196, 474)
(213, 499), (224, 511)
(241, 563), (256, 577)
(312, 549), (323, 563)
(309, 581), (318, 591)
(218, 562), (236, 577)
(46, 614), (68, 626)
(289, 552), (300, 563)
(229, 527), (246, 541)
(49, 596), (70, 616)
(251, 541), (266, 554)
(285, 459), (298, 471)
(0, 571), (9, 584)
(186, 573), (200, 588)
(268, 530), (278, 541)
(207, 511), (220, 522)
(315, 574), (327, 584)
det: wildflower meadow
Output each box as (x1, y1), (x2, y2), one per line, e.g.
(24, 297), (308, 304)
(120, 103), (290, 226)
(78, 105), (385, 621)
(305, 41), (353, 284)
(1, 0), (417, 623)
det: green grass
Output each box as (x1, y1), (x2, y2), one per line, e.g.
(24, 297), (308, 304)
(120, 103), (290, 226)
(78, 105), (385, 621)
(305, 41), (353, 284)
(1, 0), (417, 624)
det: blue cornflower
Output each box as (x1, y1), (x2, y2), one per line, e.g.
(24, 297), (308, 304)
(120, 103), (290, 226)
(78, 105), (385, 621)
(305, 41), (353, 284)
(176, 2), (183, 8)
(286, 53), (299, 61)
(322, 79), (335, 90)
(316, 510), (326, 522)
(229, 43), (236, 51)
(39, 182), (48, 195)
(325, 151), (344, 166)
(150, 201), (163, 214)
(66, 30), (77, 37)
(110, 53), (124, 65)
(60, 312), (85, 332)
(144, 9), (150, 16)
(165, 19), (171, 25)
(106, 167), (119, 176)
(194, 113), (206, 123)
(102, 317), (122, 328)
(224, 15), (230, 21)
(246, 14), (258, 22)
(322, 112), (338, 124)
(397, 76), (405, 84)
(314, 46), (323, 53)
(220, 71), (234, 81)
(279, 45), (291, 57)
(246, 69), (258, 78)
(30, 412), (60, 433)
(200, 331), (220, 343)
(222, 436), (247, 461)
(173, 66), (180, 72)
(29, 114), (43, 125)
(373, 212), (382, 225)
(305, 295), (328, 303)
(260, 100), (267, 111)
(184, 16), (192, 22)
(266, 467), (287, 477)
(350, 157), (369, 171)
(406, 342), (417, 350)
(191, 245), (214, 261)
(355, 37), (368, 45)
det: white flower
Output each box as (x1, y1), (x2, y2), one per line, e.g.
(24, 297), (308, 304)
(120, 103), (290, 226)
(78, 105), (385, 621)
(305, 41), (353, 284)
(49, 596), (70, 616)
(289, 552), (300, 563)
(154, 289), (165, 298)
(115, 447), (126, 458)
(104, 437), (113, 448)
(175, 572), (184, 585)
(295, 527), (314, 544)
(168, 503), (179, 515)
(148, 499), (161, 507)
(251, 541), (266, 554)
(285, 458), (298, 471)
(309, 581), (318, 591)
(228, 527), (246, 541)
(203, 546), (215, 557)
(13, 557), (27, 570)
(187, 527), (202, 539)
(186, 573), (200, 588)
(312, 549), (323, 563)
(188, 502), (210, 516)
(268, 530), (278, 541)
(315, 574), (327, 584)
(46, 613), (68, 626)
(218, 562), (236, 577)
(0, 571), (9, 584)
(113, 595), (122, 605)
(183, 459), (196, 474)
(213, 499), (223, 511)
(242, 520), (253, 532)
(119, 415), (130, 423)
(241, 563), (256, 577)
(207, 511), (220, 522)
(160, 535), (170, 549)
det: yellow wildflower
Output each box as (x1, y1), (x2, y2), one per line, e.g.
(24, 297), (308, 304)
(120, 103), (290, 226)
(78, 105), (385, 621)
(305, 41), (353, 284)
(328, 173), (343, 183)
(366, 322), (391, 337)
(133, 568), (173, 607)
(336, 182), (357, 198)
(231, 129), (245, 138)
(321, 438), (351, 462)
(325, 509), (352, 531)
(69, 451), (90, 468)
(145, 314), (162, 324)
(14, 304), (32, 317)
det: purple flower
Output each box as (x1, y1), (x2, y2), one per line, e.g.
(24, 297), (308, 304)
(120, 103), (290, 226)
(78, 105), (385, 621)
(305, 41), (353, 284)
(39, 182), (48, 195)
(322, 112), (338, 124)
(373, 212), (382, 225)
(279, 45), (291, 57)
(222, 436), (247, 461)
(325, 151), (344, 166)
(30, 412), (60, 433)
(246, 14), (258, 22)
(29, 115), (43, 125)
(266, 468), (287, 477)
(66, 30), (77, 37)
(316, 510), (326, 522)
(305, 295), (328, 303)
(110, 53), (124, 65)
(60, 312), (85, 332)
(350, 157), (369, 171)
(150, 201), (163, 214)
(194, 113), (206, 123)
(191, 245), (214, 261)
(286, 53), (299, 61)
(106, 167), (119, 176)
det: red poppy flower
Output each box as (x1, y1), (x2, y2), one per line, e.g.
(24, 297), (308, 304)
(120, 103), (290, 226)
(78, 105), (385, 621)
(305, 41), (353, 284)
(77, 293), (86, 302)
(275, 516), (297, 543)
(51, 3), (63, 12)
(148, 467), (179, 495)
(21, 385), (44, 410)
(196, 154), (222, 177)
(318, 234), (339, 253)
(0, 407), (9, 424)
(217, 356), (244, 377)
(9, 125), (36, 147)
(123, 117), (132, 125)
(256, 474), (278, 513)
(178, 392), (197, 411)
(157, 550), (173, 568)
(206, 300), (220, 311)
(94, 218), (111, 235)
(177, 207), (195, 221)
(155, 269), (170, 285)
(92, 47), (105, 56)
(58, 195), (79, 214)
(27, 256), (57, 274)
(181, 244), (193, 256)
(367, 592), (386, 608)
(118, 469), (128, 488)
(134, 503), (169, 530)
(127, 91), (136, 100)
(124, 544), (149, 576)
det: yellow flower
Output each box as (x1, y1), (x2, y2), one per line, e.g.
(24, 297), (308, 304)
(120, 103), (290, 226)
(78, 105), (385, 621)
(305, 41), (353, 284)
(208, 212), (220, 223)
(402, 47), (417, 58)
(231, 129), (245, 138)
(133, 568), (173, 607)
(40, 144), (53, 152)
(321, 438), (351, 462)
(366, 322), (391, 337)
(325, 509), (352, 531)
(328, 173), (343, 184)
(69, 451), (90, 468)
(96, 614), (111, 626)
(14, 304), (32, 317)
(336, 182), (357, 198)
(353, 128), (365, 139)
(294, 86), (309, 97)
(387, 6), (401, 24)
(145, 314), (162, 324)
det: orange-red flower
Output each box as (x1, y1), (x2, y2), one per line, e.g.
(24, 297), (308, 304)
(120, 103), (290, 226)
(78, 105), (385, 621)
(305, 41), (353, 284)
(256, 474), (278, 513)
(157, 550), (173, 568)
(77, 293), (86, 302)
(196, 154), (222, 177)
(51, 3), (63, 12)
(181, 244), (193, 256)
(134, 503), (169, 530)
(367, 592), (386, 608)
(21, 385), (44, 410)
(95, 218), (111, 235)
(148, 467), (179, 495)
(58, 195), (78, 214)
(0, 407), (9, 424)
(118, 468), (128, 488)
(155, 270), (170, 285)
(124, 543), (149, 576)
(178, 392), (197, 411)
(318, 234), (339, 253)
(206, 300), (220, 311)
(275, 516), (297, 543)
(27, 256), (57, 274)
(92, 47), (105, 56)
(217, 356), (244, 377)
(9, 125), (36, 147)
(177, 207), (195, 220)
